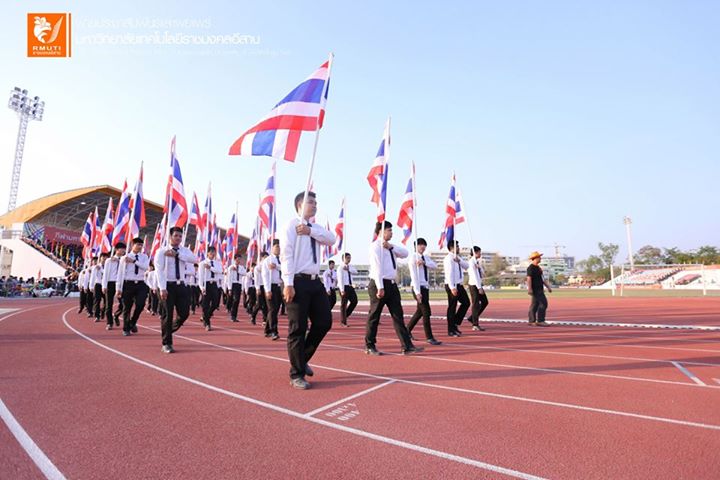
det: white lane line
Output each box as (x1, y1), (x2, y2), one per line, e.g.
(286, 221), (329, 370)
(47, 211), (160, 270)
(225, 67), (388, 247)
(714, 379), (720, 385)
(0, 398), (66, 480)
(62, 310), (544, 480)
(671, 362), (707, 386)
(0, 303), (65, 323)
(303, 380), (396, 417)
(135, 318), (720, 431)
(0, 308), (18, 315)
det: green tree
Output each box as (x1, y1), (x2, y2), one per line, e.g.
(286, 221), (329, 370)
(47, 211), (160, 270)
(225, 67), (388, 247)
(598, 242), (619, 268)
(695, 245), (720, 265)
(635, 245), (663, 265)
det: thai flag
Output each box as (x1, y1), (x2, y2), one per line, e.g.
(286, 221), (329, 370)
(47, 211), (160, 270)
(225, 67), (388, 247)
(441, 173), (464, 248)
(397, 162), (416, 245)
(92, 206), (102, 255)
(210, 214), (219, 251)
(367, 118), (391, 223)
(101, 197), (114, 253)
(165, 136), (189, 228)
(127, 164), (146, 242)
(334, 198), (345, 251)
(258, 162), (276, 232)
(81, 212), (93, 247)
(190, 191), (201, 227)
(226, 213), (237, 259)
(113, 179), (131, 246)
(437, 228), (447, 249)
(150, 214), (165, 261)
(246, 226), (258, 268)
(229, 55), (332, 162)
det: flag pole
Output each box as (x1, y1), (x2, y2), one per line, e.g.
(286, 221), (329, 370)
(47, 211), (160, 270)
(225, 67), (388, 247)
(410, 161), (420, 286)
(235, 200), (239, 259)
(377, 116), (391, 288)
(127, 161), (142, 244)
(293, 52), (334, 267)
(452, 171), (457, 261)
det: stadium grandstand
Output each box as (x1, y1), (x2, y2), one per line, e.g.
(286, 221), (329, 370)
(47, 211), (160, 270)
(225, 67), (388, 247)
(0, 185), (246, 280)
(596, 264), (720, 292)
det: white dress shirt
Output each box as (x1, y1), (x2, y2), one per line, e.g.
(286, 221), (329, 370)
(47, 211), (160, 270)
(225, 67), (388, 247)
(262, 255), (281, 291)
(280, 218), (336, 287)
(117, 252), (151, 288)
(154, 245), (196, 291)
(443, 252), (468, 289)
(197, 257), (223, 290)
(369, 241), (408, 286)
(81, 268), (92, 289)
(144, 270), (157, 290)
(184, 264), (197, 287)
(337, 263), (358, 288)
(468, 256), (485, 288)
(89, 264), (103, 287)
(78, 269), (86, 289)
(227, 264), (247, 285)
(102, 256), (121, 289)
(409, 251), (437, 295)
(322, 268), (337, 292)
(244, 270), (255, 289)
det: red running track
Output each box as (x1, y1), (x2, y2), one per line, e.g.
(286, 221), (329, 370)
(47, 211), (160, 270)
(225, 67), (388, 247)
(1, 298), (718, 479)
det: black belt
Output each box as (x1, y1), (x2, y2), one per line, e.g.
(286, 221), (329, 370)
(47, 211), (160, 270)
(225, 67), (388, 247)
(295, 273), (318, 281)
(382, 279), (396, 285)
(124, 280), (142, 284)
(167, 280), (185, 285)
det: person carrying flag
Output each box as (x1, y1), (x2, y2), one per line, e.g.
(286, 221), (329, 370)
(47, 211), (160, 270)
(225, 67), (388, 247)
(322, 260), (338, 311)
(102, 242), (126, 330)
(262, 240), (282, 340)
(198, 246), (223, 331)
(467, 246), (488, 331)
(227, 254), (246, 322)
(117, 238), (150, 336)
(252, 253), (269, 326)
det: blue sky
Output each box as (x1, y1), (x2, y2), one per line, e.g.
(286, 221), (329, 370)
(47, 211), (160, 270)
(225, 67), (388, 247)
(1, 0), (719, 263)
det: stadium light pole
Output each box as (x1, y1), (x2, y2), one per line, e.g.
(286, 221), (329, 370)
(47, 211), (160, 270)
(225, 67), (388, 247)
(623, 216), (634, 270)
(6, 87), (45, 213)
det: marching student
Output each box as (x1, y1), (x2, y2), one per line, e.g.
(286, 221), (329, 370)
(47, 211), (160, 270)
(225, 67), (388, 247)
(243, 262), (256, 318)
(467, 246), (488, 331)
(116, 238), (150, 336)
(252, 253), (269, 326)
(281, 191), (336, 390)
(145, 264), (160, 317)
(227, 254), (246, 322)
(184, 262), (198, 315)
(102, 242), (126, 330)
(337, 252), (358, 327)
(262, 240), (282, 340)
(77, 263), (89, 314)
(91, 254), (107, 322)
(198, 246), (223, 331)
(406, 238), (441, 345)
(322, 260), (338, 311)
(365, 221), (423, 356)
(83, 258), (96, 318)
(444, 240), (470, 337)
(155, 226), (197, 352)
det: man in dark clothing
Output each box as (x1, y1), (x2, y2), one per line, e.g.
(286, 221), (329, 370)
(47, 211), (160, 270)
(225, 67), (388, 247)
(526, 251), (552, 326)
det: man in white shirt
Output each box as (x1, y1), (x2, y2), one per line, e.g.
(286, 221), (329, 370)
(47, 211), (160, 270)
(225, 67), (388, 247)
(243, 262), (257, 319)
(443, 240), (470, 337)
(117, 238), (150, 336)
(198, 246), (223, 331)
(77, 266), (88, 314)
(281, 191), (336, 390)
(322, 260), (338, 311)
(102, 242), (126, 330)
(82, 259), (96, 318)
(91, 254), (108, 322)
(145, 264), (159, 316)
(337, 253), (358, 327)
(406, 238), (441, 345)
(184, 262), (198, 315)
(263, 240), (282, 340)
(467, 246), (488, 331)
(365, 221), (423, 356)
(252, 253), (269, 325)
(155, 226), (197, 352)
(227, 254), (246, 322)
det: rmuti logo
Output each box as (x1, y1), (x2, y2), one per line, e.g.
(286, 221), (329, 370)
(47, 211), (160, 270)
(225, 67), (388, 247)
(27, 13), (71, 57)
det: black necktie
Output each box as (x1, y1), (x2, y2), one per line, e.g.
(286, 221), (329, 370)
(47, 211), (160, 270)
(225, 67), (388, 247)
(236, 267), (239, 282)
(307, 223), (316, 263)
(276, 255), (281, 268)
(134, 255), (138, 275)
(389, 249), (396, 270)
(210, 260), (215, 279)
(421, 254), (428, 281)
(347, 266), (352, 285)
(173, 248), (180, 280)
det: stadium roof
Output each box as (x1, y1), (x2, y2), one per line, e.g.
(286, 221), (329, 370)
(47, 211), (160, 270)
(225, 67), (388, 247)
(0, 185), (245, 248)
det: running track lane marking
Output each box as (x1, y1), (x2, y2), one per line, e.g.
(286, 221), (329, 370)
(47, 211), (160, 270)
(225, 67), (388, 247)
(303, 380), (396, 417)
(61, 310), (545, 480)
(135, 319), (720, 431)
(671, 362), (707, 386)
(0, 303), (65, 323)
(0, 398), (66, 480)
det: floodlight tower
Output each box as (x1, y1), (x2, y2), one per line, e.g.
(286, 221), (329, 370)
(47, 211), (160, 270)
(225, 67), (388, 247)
(623, 216), (635, 270)
(6, 87), (45, 212)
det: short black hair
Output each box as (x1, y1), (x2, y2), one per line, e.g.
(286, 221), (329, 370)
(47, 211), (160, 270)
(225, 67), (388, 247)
(272, 239), (280, 247)
(294, 190), (317, 211)
(100, 252), (109, 258)
(132, 237), (143, 245)
(207, 246), (216, 253)
(473, 246), (482, 253)
(343, 252), (351, 260)
(169, 226), (183, 236)
(448, 240), (459, 251)
(114, 242), (127, 250)
(415, 238), (427, 247)
(234, 253), (242, 260)
(328, 260), (335, 265)
(374, 221), (393, 235)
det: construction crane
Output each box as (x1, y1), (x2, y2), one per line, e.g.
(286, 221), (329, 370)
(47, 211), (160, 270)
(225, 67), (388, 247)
(519, 243), (567, 257)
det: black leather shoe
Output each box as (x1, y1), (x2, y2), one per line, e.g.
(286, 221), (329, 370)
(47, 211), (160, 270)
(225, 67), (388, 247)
(131, 325), (138, 333)
(271, 333), (279, 340)
(427, 338), (442, 345)
(94, 317), (101, 323)
(105, 324), (112, 330)
(305, 364), (314, 377)
(290, 377), (310, 390)
(122, 331), (130, 337)
(536, 322), (549, 327)
(472, 325), (485, 331)
(206, 325), (212, 332)
(114, 317), (120, 326)
(365, 347), (382, 356)
(402, 346), (424, 355)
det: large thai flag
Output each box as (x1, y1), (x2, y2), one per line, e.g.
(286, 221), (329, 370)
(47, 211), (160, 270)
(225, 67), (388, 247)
(165, 136), (189, 228)
(81, 212), (93, 247)
(258, 162), (276, 233)
(113, 179), (131, 246)
(367, 119), (391, 223)
(441, 173), (464, 248)
(229, 56), (332, 162)
(101, 197), (114, 253)
(190, 191), (201, 227)
(92, 206), (102, 255)
(334, 198), (345, 251)
(150, 214), (165, 261)
(226, 213), (237, 260)
(127, 164), (146, 242)
(397, 162), (416, 245)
